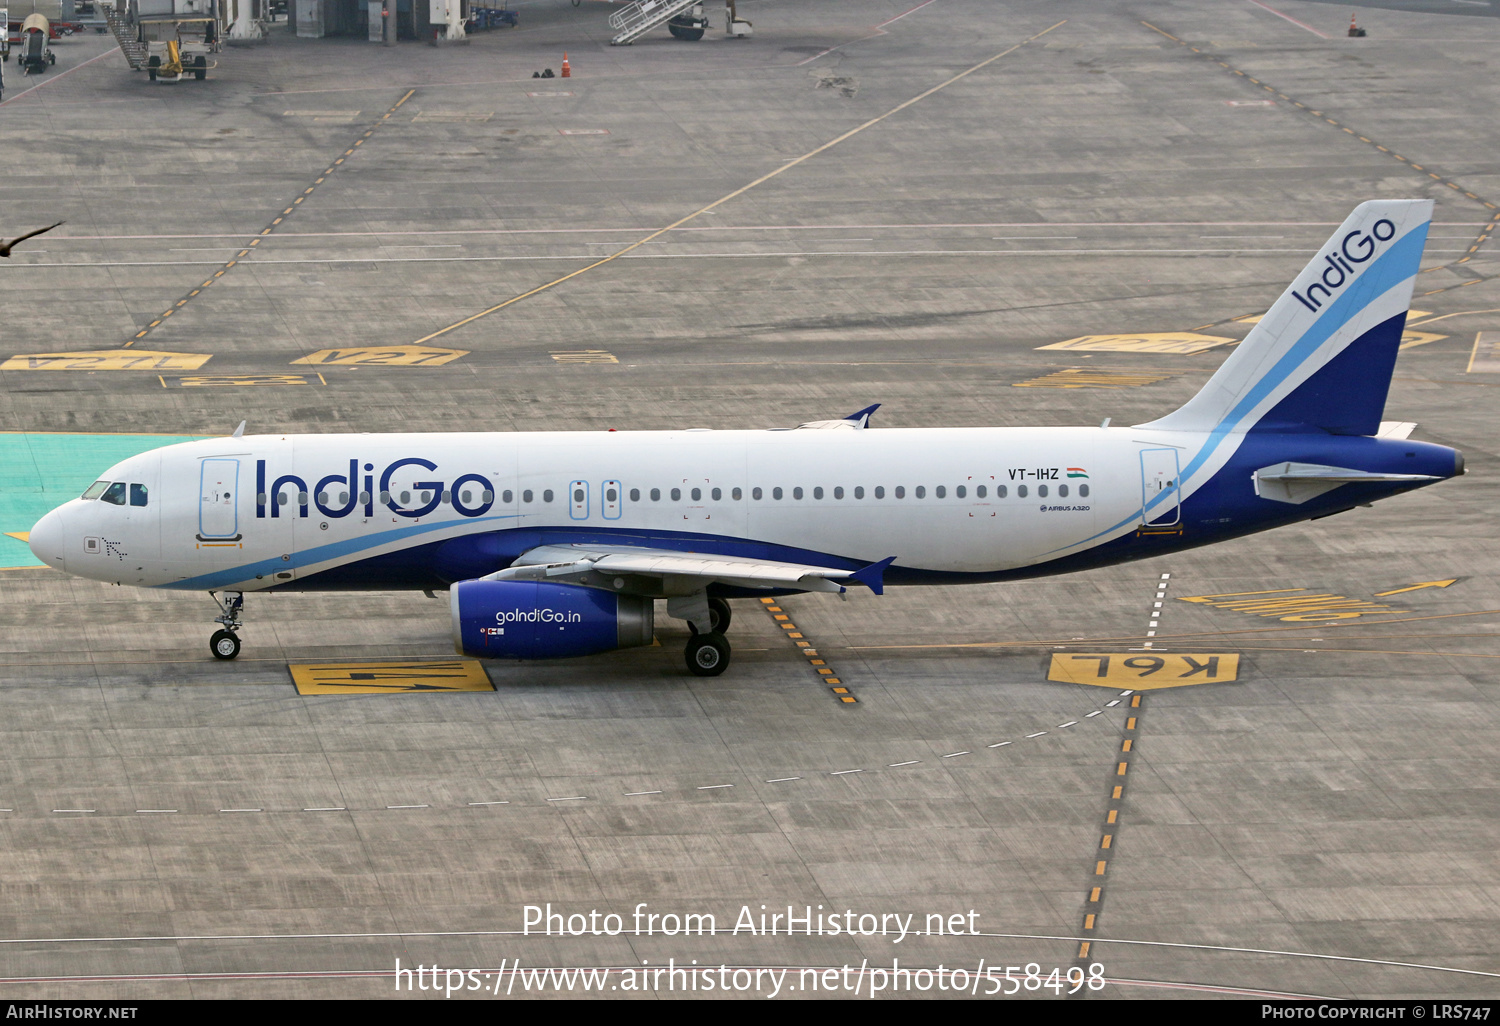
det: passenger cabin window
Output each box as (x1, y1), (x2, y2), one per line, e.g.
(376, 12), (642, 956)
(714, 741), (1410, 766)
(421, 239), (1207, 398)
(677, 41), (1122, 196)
(651, 488), (661, 501)
(793, 486), (804, 500)
(894, 486), (905, 499)
(976, 485), (986, 498)
(813, 486), (824, 500)
(854, 486), (864, 499)
(874, 486), (884, 499)
(523, 490), (534, 503)
(711, 487), (722, 501)
(542, 489), (554, 503)
(956, 485), (966, 498)
(130, 484), (149, 507)
(773, 487), (783, 500)
(732, 487), (742, 500)
(1058, 484), (1068, 497)
(100, 482), (128, 506)
(82, 481), (109, 500)
(834, 486), (844, 499)
(671, 488), (682, 501)
(691, 488), (701, 501)
(1038, 485), (1048, 498)
(1017, 484), (1027, 498)
(996, 485), (1006, 498)
(1079, 484), (1090, 498)
(752, 487), (763, 500)
(630, 488), (641, 502)
(915, 485), (926, 499)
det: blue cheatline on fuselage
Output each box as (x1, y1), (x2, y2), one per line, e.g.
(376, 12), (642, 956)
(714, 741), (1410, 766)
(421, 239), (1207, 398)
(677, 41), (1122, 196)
(0, 432), (208, 568)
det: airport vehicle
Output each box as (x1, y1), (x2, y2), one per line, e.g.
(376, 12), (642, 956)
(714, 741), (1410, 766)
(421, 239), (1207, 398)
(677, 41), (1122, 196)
(141, 15), (216, 81)
(16, 12), (52, 71)
(29, 200), (1463, 674)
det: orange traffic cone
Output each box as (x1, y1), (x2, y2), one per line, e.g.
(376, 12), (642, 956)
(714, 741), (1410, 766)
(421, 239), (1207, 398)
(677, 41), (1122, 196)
(561, 53), (571, 78)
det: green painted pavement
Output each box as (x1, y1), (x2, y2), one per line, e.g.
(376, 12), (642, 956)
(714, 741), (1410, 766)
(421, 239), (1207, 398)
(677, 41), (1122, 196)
(0, 433), (207, 568)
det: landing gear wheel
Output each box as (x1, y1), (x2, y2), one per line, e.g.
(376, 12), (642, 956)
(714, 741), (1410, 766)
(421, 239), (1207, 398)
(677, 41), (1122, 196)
(667, 16), (704, 40)
(685, 631), (730, 676)
(193, 55), (206, 80)
(707, 596), (731, 633)
(210, 629), (241, 660)
(147, 54), (159, 80)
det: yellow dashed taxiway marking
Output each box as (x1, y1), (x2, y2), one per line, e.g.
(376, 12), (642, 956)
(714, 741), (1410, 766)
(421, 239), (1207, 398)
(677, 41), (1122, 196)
(1047, 652), (1240, 688)
(289, 659), (494, 695)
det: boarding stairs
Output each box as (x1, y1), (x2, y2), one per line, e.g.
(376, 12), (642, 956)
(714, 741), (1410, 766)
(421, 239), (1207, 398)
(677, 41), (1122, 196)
(608, 0), (700, 45)
(104, 8), (148, 70)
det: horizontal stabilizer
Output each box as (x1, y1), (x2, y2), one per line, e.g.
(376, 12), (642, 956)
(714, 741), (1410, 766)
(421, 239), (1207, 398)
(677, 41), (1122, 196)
(1254, 461), (1439, 504)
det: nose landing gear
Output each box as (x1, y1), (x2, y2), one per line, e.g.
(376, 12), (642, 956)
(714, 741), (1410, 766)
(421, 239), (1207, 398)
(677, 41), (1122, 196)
(209, 591), (243, 660)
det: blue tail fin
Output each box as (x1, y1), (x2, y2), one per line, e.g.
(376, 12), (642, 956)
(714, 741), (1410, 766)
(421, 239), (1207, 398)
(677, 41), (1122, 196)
(1140, 199), (1432, 436)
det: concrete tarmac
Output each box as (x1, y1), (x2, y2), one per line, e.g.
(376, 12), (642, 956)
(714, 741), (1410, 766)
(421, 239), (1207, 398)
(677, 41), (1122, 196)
(0, 0), (1496, 999)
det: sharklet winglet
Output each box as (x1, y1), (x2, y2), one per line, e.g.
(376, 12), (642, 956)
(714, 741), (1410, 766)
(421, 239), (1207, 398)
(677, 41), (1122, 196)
(846, 555), (896, 595)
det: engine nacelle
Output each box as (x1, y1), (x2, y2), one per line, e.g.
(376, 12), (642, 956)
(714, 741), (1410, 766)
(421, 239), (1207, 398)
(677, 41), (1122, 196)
(451, 579), (654, 660)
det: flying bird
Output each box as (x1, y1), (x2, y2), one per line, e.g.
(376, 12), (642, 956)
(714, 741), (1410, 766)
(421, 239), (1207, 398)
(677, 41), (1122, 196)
(0, 221), (64, 257)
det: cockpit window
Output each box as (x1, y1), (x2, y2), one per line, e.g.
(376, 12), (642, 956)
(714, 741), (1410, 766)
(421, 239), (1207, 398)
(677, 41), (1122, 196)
(130, 484), (149, 507)
(100, 482), (127, 506)
(82, 481), (109, 500)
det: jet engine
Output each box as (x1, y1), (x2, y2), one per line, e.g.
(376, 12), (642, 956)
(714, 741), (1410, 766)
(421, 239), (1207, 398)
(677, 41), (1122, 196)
(451, 579), (654, 660)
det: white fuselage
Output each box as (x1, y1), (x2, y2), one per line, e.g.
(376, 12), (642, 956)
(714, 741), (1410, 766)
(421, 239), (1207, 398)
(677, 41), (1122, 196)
(29, 425), (1187, 591)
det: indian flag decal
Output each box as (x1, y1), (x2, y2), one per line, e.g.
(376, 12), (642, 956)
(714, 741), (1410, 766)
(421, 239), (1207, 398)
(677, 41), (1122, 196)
(1066, 468), (1088, 478)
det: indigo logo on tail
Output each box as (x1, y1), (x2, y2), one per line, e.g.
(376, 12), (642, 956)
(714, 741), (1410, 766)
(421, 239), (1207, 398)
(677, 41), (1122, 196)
(1290, 218), (1396, 312)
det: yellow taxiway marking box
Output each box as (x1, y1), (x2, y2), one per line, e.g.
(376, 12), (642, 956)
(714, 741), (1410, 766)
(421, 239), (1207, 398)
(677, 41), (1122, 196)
(1, 350), (213, 371)
(1048, 653), (1240, 689)
(291, 345), (468, 367)
(1037, 333), (1236, 355)
(289, 660), (494, 694)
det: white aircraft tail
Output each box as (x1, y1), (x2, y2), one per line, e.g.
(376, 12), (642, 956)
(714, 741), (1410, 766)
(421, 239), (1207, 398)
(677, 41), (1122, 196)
(1140, 199), (1432, 436)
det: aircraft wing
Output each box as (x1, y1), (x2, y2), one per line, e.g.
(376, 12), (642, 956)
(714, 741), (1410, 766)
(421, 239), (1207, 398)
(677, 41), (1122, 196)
(486, 543), (893, 595)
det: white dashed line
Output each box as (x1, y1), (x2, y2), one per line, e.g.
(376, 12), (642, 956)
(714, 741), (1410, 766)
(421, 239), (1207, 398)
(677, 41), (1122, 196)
(1057, 721), (1077, 728)
(467, 801), (508, 806)
(697, 785), (734, 790)
(1085, 711), (1102, 718)
(941, 752), (969, 759)
(135, 810), (178, 814)
(830, 769), (863, 776)
(1106, 700), (1121, 707)
(52, 810), (94, 814)
(888, 761), (920, 767)
(987, 742), (1012, 748)
(220, 809), (262, 813)
(764, 777), (802, 783)
(545, 796), (588, 802)
(303, 807), (346, 812)
(385, 805), (429, 809)
(1025, 732), (1047, 738)
(623, 791), (662, 796)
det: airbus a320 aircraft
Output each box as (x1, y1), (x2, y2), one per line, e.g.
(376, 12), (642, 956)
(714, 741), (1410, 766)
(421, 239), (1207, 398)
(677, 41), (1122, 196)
(28, 200), (1463, 676)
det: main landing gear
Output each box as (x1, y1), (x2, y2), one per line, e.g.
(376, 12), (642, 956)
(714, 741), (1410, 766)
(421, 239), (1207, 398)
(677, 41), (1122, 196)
(673, 594), (733, 677)
(209, 591), (243, 660)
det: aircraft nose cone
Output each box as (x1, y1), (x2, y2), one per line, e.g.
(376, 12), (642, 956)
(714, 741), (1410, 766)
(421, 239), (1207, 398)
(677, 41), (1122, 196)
(28, 508), (65, 570)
